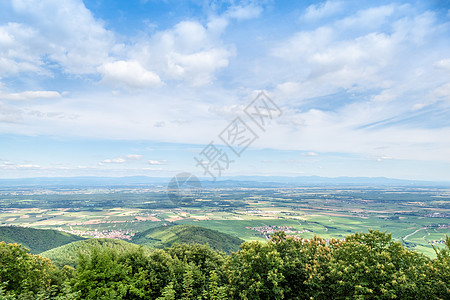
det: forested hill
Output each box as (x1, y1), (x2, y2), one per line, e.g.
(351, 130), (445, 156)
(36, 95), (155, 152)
(40, 238), (142, 268)
(0, 224), (243, 258)
(0, 226), (84, 254)
(131, 224), (244, 253)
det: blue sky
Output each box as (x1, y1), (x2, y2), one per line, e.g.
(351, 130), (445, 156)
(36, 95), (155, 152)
(0, 0), (450, 181)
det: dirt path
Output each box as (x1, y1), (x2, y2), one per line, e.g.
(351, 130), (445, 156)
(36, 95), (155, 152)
(403, 227), (426, 241)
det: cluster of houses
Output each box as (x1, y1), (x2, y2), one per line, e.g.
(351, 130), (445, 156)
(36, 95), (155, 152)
(59, 228), (135, 240)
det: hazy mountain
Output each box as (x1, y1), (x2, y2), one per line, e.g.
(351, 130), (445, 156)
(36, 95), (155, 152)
(0, 175), (448, 188)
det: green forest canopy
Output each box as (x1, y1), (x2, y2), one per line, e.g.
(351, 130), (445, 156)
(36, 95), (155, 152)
(0, 226), (84, 254)
(131, 224), (244, 253)
(1, 229), (449, 299)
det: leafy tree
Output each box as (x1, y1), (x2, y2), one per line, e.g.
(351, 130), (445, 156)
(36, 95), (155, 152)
(429, 235), (450, 299)
(181, 263), (195, 300)
(73, 246), (138, 299)
(3, 229), (447, 299)
(225, 240), (285, 299)
(203, 270), (227, 300)
(269, 232), (333, 299)
(0, 242), (56, 297)
(167, 243), (225, 275)
(327, 230), (433, 299)
(140, 249), (179, 299)
(156, 282), (176, 300)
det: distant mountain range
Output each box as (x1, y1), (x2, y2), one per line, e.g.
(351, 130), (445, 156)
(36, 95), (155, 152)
(215, 175), (450, 187)
(0, 175), (448, 187)
(0, 176), (168, 187)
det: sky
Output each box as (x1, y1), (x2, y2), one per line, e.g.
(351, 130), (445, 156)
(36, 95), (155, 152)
(0, 0), (450, 181)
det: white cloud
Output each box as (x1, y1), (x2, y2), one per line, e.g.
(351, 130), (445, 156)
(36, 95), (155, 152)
(126, 154), (144, 160)
(148, 160), (166, 165)
(142, 167), (163, 171)
(0, 102), (23, 123)
(272, 27), (334, 62)
(8, 0), (114, 74)
(0, 0), (115, 77)
(128, 20), (233, 86)
(1, 0), (233, 87)
(412, 82), (450, 110)
(206, 17), (228, 36)
(167, 48), (230, 86)
(101, 158), (126, 164)
(172, 21), (208, 50)
(272, 26), (396, 94)
(226, 4), (262, 20)
(435, 59), (450, 72)
(302, 1), (343, 21)
(98, 60), (162, 89)
(99, 154), (145, 165)
(100, 154), (145, 164)
(17, 164), (40, 169)
(337, 4), (395, 30)
(376, 155), (393, 162)
(0, 22), (46, 75)
(430, 83), (450, 102)
(0, 90), (61, 101)
(271, 3), (449, 121)
(301, 152), (319, 157)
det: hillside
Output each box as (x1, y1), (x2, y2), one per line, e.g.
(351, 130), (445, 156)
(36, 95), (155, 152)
(40, 238), (142, 268)
(131, 224), (244, 253)
(0, 226), (84, 254)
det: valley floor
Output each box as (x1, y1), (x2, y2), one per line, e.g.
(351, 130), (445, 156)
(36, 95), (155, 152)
(1, 185), (448, 257)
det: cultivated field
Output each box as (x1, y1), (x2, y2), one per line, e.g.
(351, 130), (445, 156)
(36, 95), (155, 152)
(0, 184), (448, 257)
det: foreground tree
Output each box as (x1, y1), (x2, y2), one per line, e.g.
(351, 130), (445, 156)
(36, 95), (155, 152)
(1, 230), (448, 299)
(72, 243), (226, 299)
(224, 239), (285, 299)
(429, 235), (450, 299)
(327, 230), (436, 299)
(73, 246), (140, 299)
(0, 242), (57, 298)
(271, 232), (335, 299)
(224, 232), (333, 299)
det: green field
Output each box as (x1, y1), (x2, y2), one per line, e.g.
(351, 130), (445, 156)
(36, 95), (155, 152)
(0, 185), (448, 257)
